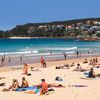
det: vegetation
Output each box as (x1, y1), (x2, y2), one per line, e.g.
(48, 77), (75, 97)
(0, 18), (100, 38)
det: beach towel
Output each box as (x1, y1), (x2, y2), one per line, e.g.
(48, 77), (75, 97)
(16, 86), (37, 91)
(24, 89), (40, 94)
(69, 85), (88, 87)
(84, 71), (89, 76)
(80, 77), (96, 80)
(45, 89), (55, 95)
(39, 88), (55, 95)
(24, 88), (55, 95)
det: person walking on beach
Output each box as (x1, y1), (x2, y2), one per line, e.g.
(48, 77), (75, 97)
(40, 57), (47, 68)
(63, 52), (67, 59)
(76, 51), (79, 58)
(20, 56), (22, 64)
(1, 56), (5, 67)
(8, 56), (11, 63)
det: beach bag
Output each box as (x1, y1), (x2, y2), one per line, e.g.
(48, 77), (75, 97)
(43, 62), (46, 68)
(27, 73), (31, 76)
(55, 76), (63, 81)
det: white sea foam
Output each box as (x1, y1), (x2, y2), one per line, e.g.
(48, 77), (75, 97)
(0, 50), (38, 56)
(45, 46), (77, 51)
(0, 50), (75, 57)
(0, 46), (77, 56)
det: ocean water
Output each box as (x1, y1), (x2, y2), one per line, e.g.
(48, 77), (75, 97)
(0, 38), (100, 56)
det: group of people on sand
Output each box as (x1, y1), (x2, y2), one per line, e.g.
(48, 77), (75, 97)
(3, 77), (65, 95)
(77, 58), (100, 78)
(3, 77), (29, 91)
(3, 77), (62, 95)
(89, 58), (98, 66)
(55, 57), (100, 79)
(55, 62), (75, 69)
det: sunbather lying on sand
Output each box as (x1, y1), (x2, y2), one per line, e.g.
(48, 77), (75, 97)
(48, 83), (65, 88)
(55, 64), (69, 69)
(31, 67), (41, 71)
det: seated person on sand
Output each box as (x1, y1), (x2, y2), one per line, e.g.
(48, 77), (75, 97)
(3, 79), (19, 91)
(92, 58), (99, 66)
(95, 58), (98, 63)
(22, 63), (28, 75)
(89, 60), (93, 65)
(73, 63), (87, 72)
(36, 79), (48, 95)
(88, 68), (96, 78)
(40, 57), (47, 68)
(21, 77), (29, 88)
(70, 62), (75, 67)
(83, 59), (88, 63)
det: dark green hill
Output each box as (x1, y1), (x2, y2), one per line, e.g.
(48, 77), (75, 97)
(0, 18), (100, 38)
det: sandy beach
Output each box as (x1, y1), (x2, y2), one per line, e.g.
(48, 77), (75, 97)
(0, 56), (100, 100)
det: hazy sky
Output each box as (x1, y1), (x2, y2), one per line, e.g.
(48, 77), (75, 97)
(0, 0), (100, 30)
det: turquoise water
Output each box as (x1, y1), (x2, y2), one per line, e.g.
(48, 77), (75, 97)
(0, 38), (100, 55)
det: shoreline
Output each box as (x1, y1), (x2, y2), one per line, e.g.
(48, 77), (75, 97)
(0, 55), (100, 72)
(0, 51), (100, 67)
(0, 37), (100, 41)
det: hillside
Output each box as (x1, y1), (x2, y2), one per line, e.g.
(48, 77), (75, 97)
(0, 18), (100, 38)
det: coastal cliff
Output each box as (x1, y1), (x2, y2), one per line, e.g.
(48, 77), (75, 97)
(0, 18), (100, 41)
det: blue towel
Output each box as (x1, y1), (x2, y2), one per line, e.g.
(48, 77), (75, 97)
(84, 72), (89, 76)
(16, 86), (37, 91)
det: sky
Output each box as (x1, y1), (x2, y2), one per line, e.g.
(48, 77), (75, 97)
(0, 0), (100, 30)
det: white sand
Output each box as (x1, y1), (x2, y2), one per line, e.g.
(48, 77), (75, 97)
(0, 57), (100, 100)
